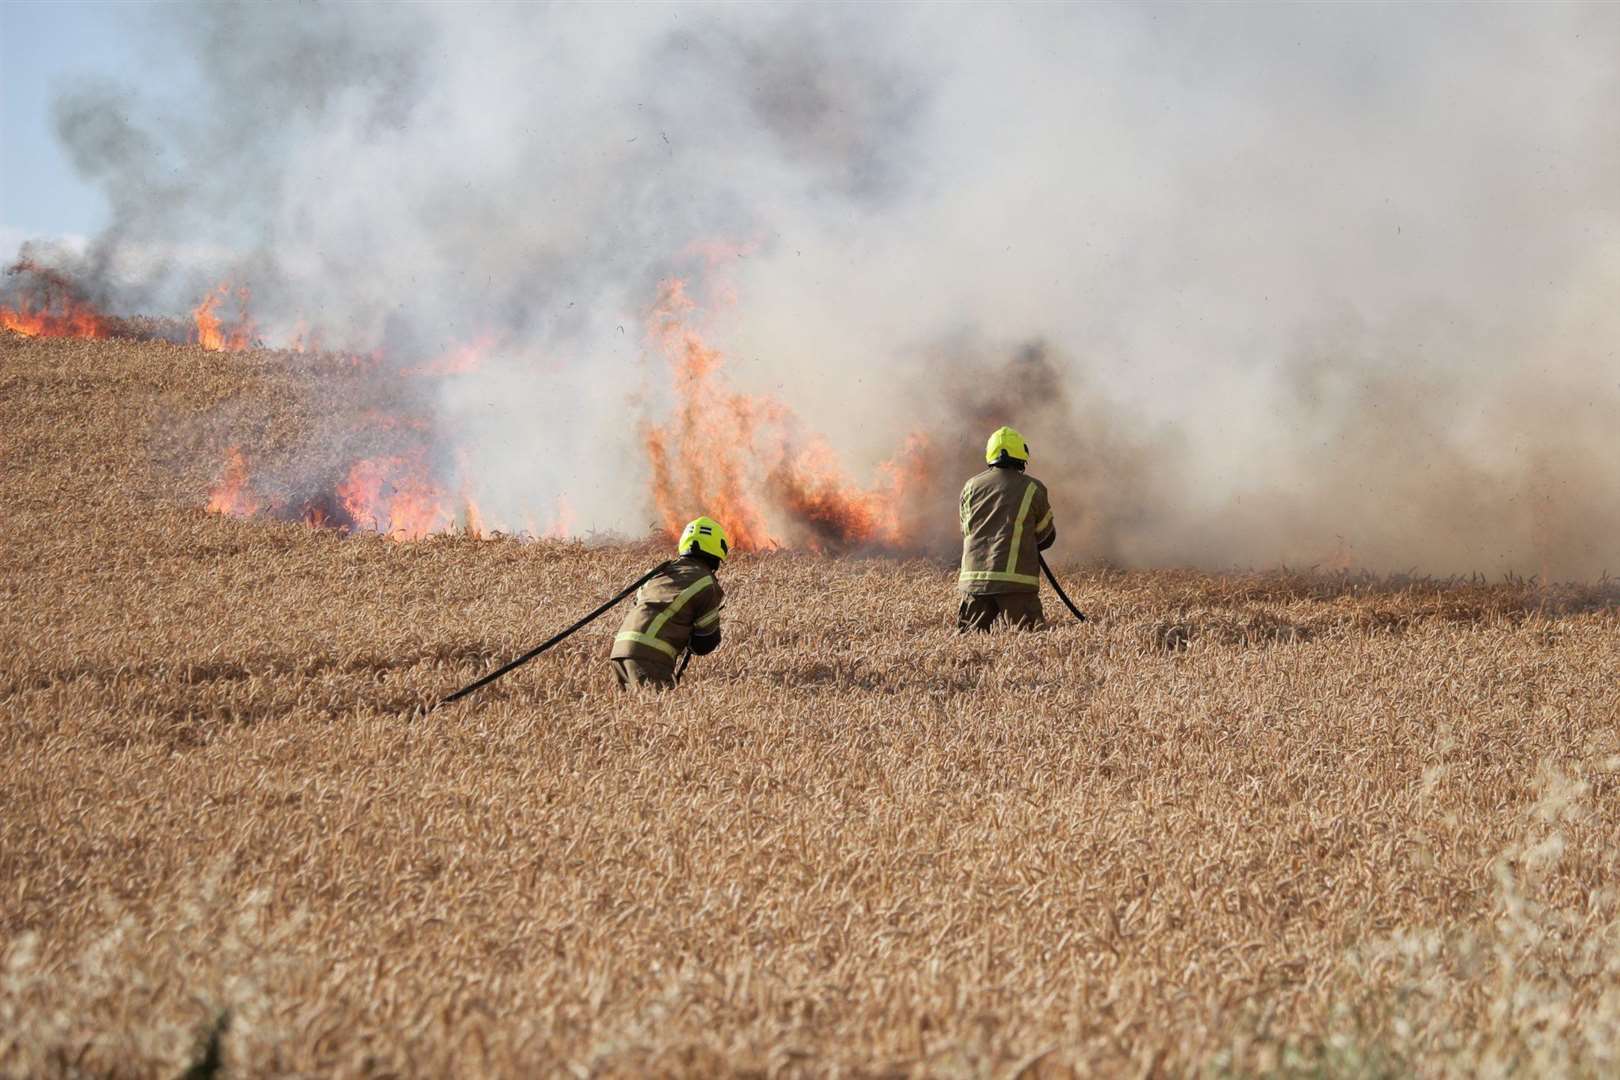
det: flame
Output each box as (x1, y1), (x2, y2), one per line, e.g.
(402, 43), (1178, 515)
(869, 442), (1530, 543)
(770, 432), (934, 550)
(402, 334), (494, 377)
(185, 270), (926, 552)
(642, 276), (928, 553)
(286, 319), (322, 354)
(644, 278), (777, 549)
(192, 284), (255, 351)
(2, 261), (107, 339)
(336, 454), (456, 539)
(542, 495), (577, 539)
(1, 299), (105, 339)
(204, 449), (468, 542)
(195, 331), (507, 541)
(206, 447), (263, 516)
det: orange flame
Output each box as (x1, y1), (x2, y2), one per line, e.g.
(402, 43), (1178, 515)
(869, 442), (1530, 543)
(402, 334), (494, 377)
(193, 284), (254, 351)
(769, 433), (934, 550)
(336, 455), (456, 539)
(542, 495), (577, 539)
(206, 446), (263, 516)
(644, 279), (776, 550)
(642, 276), (929, 553)
(2, 261), (108, 338)
(188, 272), (929, 552)
(1, 299), (105, 339)
(195, 330), (508, 540)
(286, 319), (322, 354)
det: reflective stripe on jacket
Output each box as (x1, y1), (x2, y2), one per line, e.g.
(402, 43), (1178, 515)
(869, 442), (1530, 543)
(610, 556), (724, 665)
(958, 466), (1054, 595)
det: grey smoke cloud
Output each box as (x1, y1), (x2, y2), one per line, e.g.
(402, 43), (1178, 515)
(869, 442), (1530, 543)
(29, 1), (1620, 576)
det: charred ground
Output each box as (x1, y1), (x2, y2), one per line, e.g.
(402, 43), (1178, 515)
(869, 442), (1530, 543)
(3, 333), (1619, 1076)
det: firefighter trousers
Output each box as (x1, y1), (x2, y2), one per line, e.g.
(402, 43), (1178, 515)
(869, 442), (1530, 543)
(957, 592), (1045, 633)
(611, 658), (678, 691)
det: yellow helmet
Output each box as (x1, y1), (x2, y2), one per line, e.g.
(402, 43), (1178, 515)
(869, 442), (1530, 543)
(985, 426), (1030, 465)
(678, 515), (730, 561)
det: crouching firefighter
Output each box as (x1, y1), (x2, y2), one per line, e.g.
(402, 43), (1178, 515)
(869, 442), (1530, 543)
(610, 516), (728, 689)
(957, 426), (1056, 632)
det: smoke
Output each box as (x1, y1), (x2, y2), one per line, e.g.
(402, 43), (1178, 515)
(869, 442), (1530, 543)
(22, 1), (1620, 576)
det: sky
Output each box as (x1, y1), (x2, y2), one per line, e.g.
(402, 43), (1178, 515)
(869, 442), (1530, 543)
(0, 0), (139, 244)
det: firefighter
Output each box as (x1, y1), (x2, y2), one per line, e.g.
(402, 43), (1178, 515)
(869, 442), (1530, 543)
(609, 516), (727, 689)
(957, 426), (1056, 632)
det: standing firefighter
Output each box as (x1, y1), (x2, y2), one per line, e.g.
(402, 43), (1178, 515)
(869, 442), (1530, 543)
(610, 516), (728, 689)
(957, 426), (1056, 632)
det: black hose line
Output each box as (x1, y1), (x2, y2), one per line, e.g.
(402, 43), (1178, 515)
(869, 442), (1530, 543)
(1039, 553), (1087, 623)
(435, 555), (1074, 710)
(434, 561), (672, 709)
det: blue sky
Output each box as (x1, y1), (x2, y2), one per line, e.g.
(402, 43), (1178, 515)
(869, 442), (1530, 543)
(0, 0), (143, 240)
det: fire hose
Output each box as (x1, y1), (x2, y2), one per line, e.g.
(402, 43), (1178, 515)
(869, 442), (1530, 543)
(1038, 552), (1087, 623)
(435, 553), (1074, 708)
(434, 560), (671, 709)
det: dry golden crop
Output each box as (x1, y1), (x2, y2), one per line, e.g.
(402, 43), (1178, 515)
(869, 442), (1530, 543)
(3, 333), (1619, 1077)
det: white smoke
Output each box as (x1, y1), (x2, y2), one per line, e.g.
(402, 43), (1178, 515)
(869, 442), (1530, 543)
(32, 2), (1620, 575)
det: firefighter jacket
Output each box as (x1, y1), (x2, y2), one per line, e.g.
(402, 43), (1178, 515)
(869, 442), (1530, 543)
(611, 556), (723, 668)
(959, 466), (1055, 595)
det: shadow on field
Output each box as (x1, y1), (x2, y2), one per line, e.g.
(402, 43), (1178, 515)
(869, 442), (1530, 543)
(1067, 567), (1620, 652)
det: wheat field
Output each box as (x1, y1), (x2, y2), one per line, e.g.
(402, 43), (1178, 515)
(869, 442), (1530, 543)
(2, 333), (1618, 1077)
